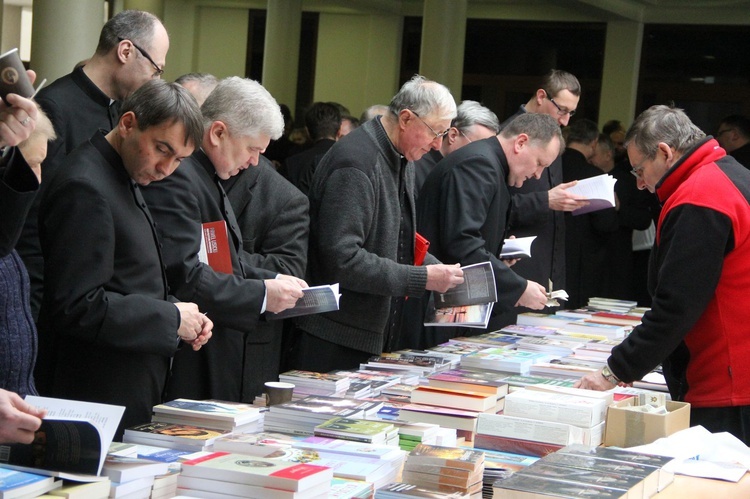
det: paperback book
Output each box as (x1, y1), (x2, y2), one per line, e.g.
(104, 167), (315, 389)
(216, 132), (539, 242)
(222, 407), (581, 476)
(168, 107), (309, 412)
(151, 398), (261, 430)
(269, 284), (341, 319)
(499, 236), (537, 259)
(433, 261), (497, 308)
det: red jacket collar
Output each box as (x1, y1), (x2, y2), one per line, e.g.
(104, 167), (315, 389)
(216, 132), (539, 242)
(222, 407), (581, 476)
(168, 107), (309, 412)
(656, 138), (726, 203)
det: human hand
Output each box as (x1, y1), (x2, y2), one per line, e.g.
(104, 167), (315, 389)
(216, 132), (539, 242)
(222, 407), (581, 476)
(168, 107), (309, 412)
(0, 388), (46, 444)
(515, 280), (547, 309)
(265, 277), (305, 314)
(175, 302), (209, 344)
(548, 181), (589, 212)
(275, 274), (308, 288)
(185, 313), (213, 351)
(425, 263), (464, 293)
(0, 70), (38, 149)
(574, 369), (617, 391)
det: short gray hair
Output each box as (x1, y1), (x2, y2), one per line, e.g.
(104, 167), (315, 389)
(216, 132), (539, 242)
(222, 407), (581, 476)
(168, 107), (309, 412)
(452, 100), (500, 134)
(388, 75), (457, 122)
(501, 113), (565, 155)
(96, 10), (162, 55)
(360, 104), (388, 123)
(625, 105), (705, 159)
(201, 77), (284, 140)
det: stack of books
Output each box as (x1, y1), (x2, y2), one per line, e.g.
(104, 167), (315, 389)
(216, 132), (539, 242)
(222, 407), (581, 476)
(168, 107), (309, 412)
(329, 477), (374, 498)
(409, 385), (499, 413)
(492, 444), (675, 497)
(397, 404), (479, 442)
(481, 448), (539, 498)
(314, 417), (399, 446)
(278, 370), (352, 398)
(460, 347), (553, 374)
(427, 368), (511, 398)
(101, 456), (170, 499)
(0, 467), (62, 498)
(375, 481), (472, 498)
(474, 386), (610, 456)
(213, 431), (300, 456)
(263, 395), (383, 436)
(177, 452), (334, 498)
(401, 444), (485, 497)
(390, 421), (442, 451)
(151, 398), (263, 433)
(123, 422), (232, 452)
(332, 369), (409, 398)
(391, 348), (463, 369)
(360, 354), (450, 376)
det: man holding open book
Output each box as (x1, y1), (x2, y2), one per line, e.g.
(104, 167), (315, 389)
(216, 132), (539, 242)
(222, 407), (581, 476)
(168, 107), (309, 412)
(576, 105), (750, 446)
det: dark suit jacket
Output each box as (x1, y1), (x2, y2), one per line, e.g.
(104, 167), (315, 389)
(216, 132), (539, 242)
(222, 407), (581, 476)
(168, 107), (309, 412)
(38, 132), (181, 438)
(495, 107), (566, 328)
(19, 67), (121, 320)
(562, 149), (619, 308)
(220, 156), (309, 396)
(1, 149), (37, 256)
(142, 150), (274, 403)
(284, 138), (336, 195)
(417, 137), (528, 313)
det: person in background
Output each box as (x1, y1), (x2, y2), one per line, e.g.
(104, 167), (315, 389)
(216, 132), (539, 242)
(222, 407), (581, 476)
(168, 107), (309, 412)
(175, 72), (218, 106)
(291, 75), (464, 372)
(715, 114), (750, 168)
(576, 105), (750, 446)
(284, 102), (341, 194)
(38, 80), (212, 439)
(338, 115), (360, 139)
(602, 119), (627, 163)
(143, 77), (306, 403)
(360, 104), (389, 124)
(414, 100), (501, 196)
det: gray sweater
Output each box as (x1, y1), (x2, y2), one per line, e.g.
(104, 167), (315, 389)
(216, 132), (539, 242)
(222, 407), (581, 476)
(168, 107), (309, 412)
(298, 117), (437, 354)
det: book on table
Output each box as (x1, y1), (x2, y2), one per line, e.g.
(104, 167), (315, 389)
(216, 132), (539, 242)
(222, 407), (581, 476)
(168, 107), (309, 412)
(491, 471), (629, 498)
(406, 444), (484, 472)
(427, 368), (510, 396)
(500, 235), (537, 259)
(180, 451), (334, 492)
(176, 474), (331, 499)
(294, 436), (406, 462)
(213, 432), (300, 456)
(0, 396), (124, 481)
(0, 467), (62, 498)
(460, 348), (552, 374)
(100, 456), (170, 484)
(122, 422), (231, 452)
(313, 417), (396, 442)
(199, 220), (233, 274)
(566, 174), (617, 215)
(151, 398), (261, 430)
(41, 479), (111, 498)
(514, 461), (647, 499)
(375, 481), (472, 498)
(409, 386), (498, 412)
(269, 283), (341, 319)
(397, 404), (479, 433)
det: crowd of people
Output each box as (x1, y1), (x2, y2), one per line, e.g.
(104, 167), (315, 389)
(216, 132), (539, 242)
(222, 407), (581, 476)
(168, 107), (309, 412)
(3, 9), (750, 447)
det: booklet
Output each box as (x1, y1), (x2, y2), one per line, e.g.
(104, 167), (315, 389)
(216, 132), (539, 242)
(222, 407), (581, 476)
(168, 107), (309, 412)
(434, 261), (497, 309)
(424, 300), (494, 329)
(0, 396), (124, 481)
(269, 283), (342, 319)
(500, 236), (537, 259)
(566, 174), (617, 215)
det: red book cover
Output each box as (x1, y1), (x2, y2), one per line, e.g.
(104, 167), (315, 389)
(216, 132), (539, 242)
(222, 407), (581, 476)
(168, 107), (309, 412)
(415, 232), (430, 266)
(201, 221), (233, 274)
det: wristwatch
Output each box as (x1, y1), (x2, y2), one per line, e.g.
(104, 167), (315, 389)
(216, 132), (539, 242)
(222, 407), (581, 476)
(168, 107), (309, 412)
(601, 364), (621, 385)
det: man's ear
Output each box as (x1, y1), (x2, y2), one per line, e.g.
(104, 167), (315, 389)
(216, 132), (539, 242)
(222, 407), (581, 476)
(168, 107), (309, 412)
(447, 127), (460, 145)
(398, 109), (413, 130)
(207, 120), (226, 146)
(514, 133), (529, 154)
(119, 111), (137, 135)
(535, 88), (546, 105)
(115, 39), (133, 65)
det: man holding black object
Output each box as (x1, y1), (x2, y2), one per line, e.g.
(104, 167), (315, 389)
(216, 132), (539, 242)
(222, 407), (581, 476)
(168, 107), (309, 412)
(576, 105), (750, 445)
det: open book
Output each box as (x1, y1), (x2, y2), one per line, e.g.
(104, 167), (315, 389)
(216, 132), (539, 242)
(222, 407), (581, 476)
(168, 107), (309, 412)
(566, 174), (617, 215)
(424, 300), (495, 329)
(0, 396), (125, 481)
(500, 236), (537, 259)
(434, 261), (497, 308)
(269, 283), (342, 319)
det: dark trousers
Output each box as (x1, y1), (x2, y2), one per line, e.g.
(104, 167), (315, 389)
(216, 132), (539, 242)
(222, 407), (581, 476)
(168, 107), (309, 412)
(691, 405), (750, 446)
(282, 326), (373, 373)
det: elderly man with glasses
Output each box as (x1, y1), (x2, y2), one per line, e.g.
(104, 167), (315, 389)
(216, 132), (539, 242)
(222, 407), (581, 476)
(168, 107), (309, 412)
(290, 75), (465, 373)
(17, 10), (170, 352)
(576, 105), (750, 446)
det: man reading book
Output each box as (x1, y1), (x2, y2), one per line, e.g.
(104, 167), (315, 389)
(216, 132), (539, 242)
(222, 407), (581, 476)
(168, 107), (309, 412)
(142, 77), (306, 403)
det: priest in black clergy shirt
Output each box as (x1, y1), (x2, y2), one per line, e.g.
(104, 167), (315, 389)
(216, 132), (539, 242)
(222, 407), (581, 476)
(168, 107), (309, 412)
(142, 77), (307, 403)
(416, 113), (565, 343)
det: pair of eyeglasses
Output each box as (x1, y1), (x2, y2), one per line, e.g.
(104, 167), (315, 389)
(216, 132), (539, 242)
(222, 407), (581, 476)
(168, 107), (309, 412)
(545, 91), (576, 117)
(411, 110), (450, 140)
(118, 37), (164, 77)
(630, 164), (646, 178)
(457, 128), (473, 143)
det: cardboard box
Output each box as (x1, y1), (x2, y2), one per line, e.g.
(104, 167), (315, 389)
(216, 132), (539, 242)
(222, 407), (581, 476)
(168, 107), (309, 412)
(603, 398), (690, 447)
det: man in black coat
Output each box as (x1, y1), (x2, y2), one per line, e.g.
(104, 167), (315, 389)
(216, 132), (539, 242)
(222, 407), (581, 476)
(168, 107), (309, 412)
(143, 77), (306, 403)
(38, 81), (213, 439)
(19, 10), (170, 325)
(417, 113), (563, 343)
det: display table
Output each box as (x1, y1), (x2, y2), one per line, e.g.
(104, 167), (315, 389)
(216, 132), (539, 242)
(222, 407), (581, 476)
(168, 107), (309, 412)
(655, 473), (750, 498)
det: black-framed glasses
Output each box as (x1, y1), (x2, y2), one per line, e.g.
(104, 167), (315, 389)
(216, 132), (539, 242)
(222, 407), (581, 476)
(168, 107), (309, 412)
(411, 110), (450, 140)
(544, 91), (576, 117)
(118, 37), (164, 77)
(457, 127), (473, 143)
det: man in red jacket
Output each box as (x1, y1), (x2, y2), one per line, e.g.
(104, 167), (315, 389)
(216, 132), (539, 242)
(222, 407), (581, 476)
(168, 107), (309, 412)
(576, 105), (750, 445)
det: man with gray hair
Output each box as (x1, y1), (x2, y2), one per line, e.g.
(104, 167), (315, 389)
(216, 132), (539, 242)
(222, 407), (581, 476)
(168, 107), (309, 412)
(576, 105), (750, 445)
(417, 113), (563, 344)
(291, 75), (465, 372)
(415, 100), (501, 193)
(143, 77), (306, 402)
(175, 72), (219, 106)
(21, 9), (171, 325)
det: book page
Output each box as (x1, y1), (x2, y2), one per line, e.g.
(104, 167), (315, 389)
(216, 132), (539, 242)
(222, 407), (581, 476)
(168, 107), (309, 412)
(566, 175), (617, 215)
(269, 283), (341, 319)
(435, 261), (497, 308)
